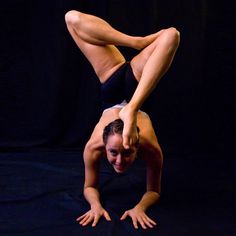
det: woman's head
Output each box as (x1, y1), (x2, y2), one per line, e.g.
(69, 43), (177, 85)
(103, 119), (139, 173)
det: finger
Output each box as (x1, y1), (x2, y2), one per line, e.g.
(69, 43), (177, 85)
(78, 214), (90, 224)
(142, 217), (154, 228)
(79, 214), (90, 225)
(92, 215), (100, 227)
(76, 213), (87, 221)
(104, 211), (111, 221)
(120, 211), (128, 220)
(81, 215), (93, 226)
(137, 217), (147, 229)
(146, 216), (157, 226)
(132, 218), (139, 229)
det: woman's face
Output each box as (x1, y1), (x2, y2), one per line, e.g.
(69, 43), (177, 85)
(105, 133), (138, 173)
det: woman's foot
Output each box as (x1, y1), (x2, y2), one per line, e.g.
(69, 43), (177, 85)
(119, 105), (138, 149)
(134, 30), (165, 50)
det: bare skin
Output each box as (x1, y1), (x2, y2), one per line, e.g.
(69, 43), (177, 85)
(76, 107), (163, 229)
(64, 10), (179, 229)
(65, 10), (180, 149)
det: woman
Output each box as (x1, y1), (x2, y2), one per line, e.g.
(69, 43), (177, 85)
(65, 10), (180, 229)
(79, 104), (163, 229)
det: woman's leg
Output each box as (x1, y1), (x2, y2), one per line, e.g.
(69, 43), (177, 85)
(65, 10), (158, 83)
(65, 10), (180, 149)
(120, 27), (180, 148)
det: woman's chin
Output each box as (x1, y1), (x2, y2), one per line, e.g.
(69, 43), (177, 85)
(113, 165), (126, 173)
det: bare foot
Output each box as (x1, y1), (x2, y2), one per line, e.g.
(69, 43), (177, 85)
(119, 105), (138, 149)
(134, 30), (165, 50)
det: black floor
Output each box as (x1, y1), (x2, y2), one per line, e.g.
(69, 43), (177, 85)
(0, 150), (235, 236)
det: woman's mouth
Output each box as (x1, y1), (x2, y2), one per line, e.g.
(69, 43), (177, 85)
(114, 164), (125, 171)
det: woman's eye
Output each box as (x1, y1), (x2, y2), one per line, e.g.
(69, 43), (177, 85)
(110, 150), (117, 156)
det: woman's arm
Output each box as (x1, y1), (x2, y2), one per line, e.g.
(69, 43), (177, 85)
(136, 147), (163, 207)
(77, 139), (111, 227)
(120, 146), (163, 229)
(120, 113), (163, 229)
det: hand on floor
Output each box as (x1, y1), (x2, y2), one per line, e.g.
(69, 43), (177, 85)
(120, 207), (157, 229)
(76, 206), (111, 227)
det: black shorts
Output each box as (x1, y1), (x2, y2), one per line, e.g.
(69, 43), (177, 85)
(101, 62), (138, 109)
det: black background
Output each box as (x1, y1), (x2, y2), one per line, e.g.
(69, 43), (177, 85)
(1, 1), (235, 156)
(0, 1), (235, 235)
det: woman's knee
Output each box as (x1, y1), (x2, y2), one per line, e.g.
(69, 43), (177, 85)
(161, 27), (180, 47)
(65, 10), (82, 27)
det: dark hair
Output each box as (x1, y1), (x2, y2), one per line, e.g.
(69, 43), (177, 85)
(102, 118), (139, 145)
(103, 119), (124, 145)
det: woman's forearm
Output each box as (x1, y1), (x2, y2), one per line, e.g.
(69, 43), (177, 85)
(135, 191), (160, 211)
(84, 187), (102, 207)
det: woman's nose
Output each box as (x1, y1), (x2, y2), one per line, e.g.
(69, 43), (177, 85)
(116, 154), (122, 164)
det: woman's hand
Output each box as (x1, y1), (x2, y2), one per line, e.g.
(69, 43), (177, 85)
(77, 205), (111, 227)
(120, 206), (157, 229)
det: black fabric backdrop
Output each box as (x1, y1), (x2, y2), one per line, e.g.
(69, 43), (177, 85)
(0, 1), (235, 235)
